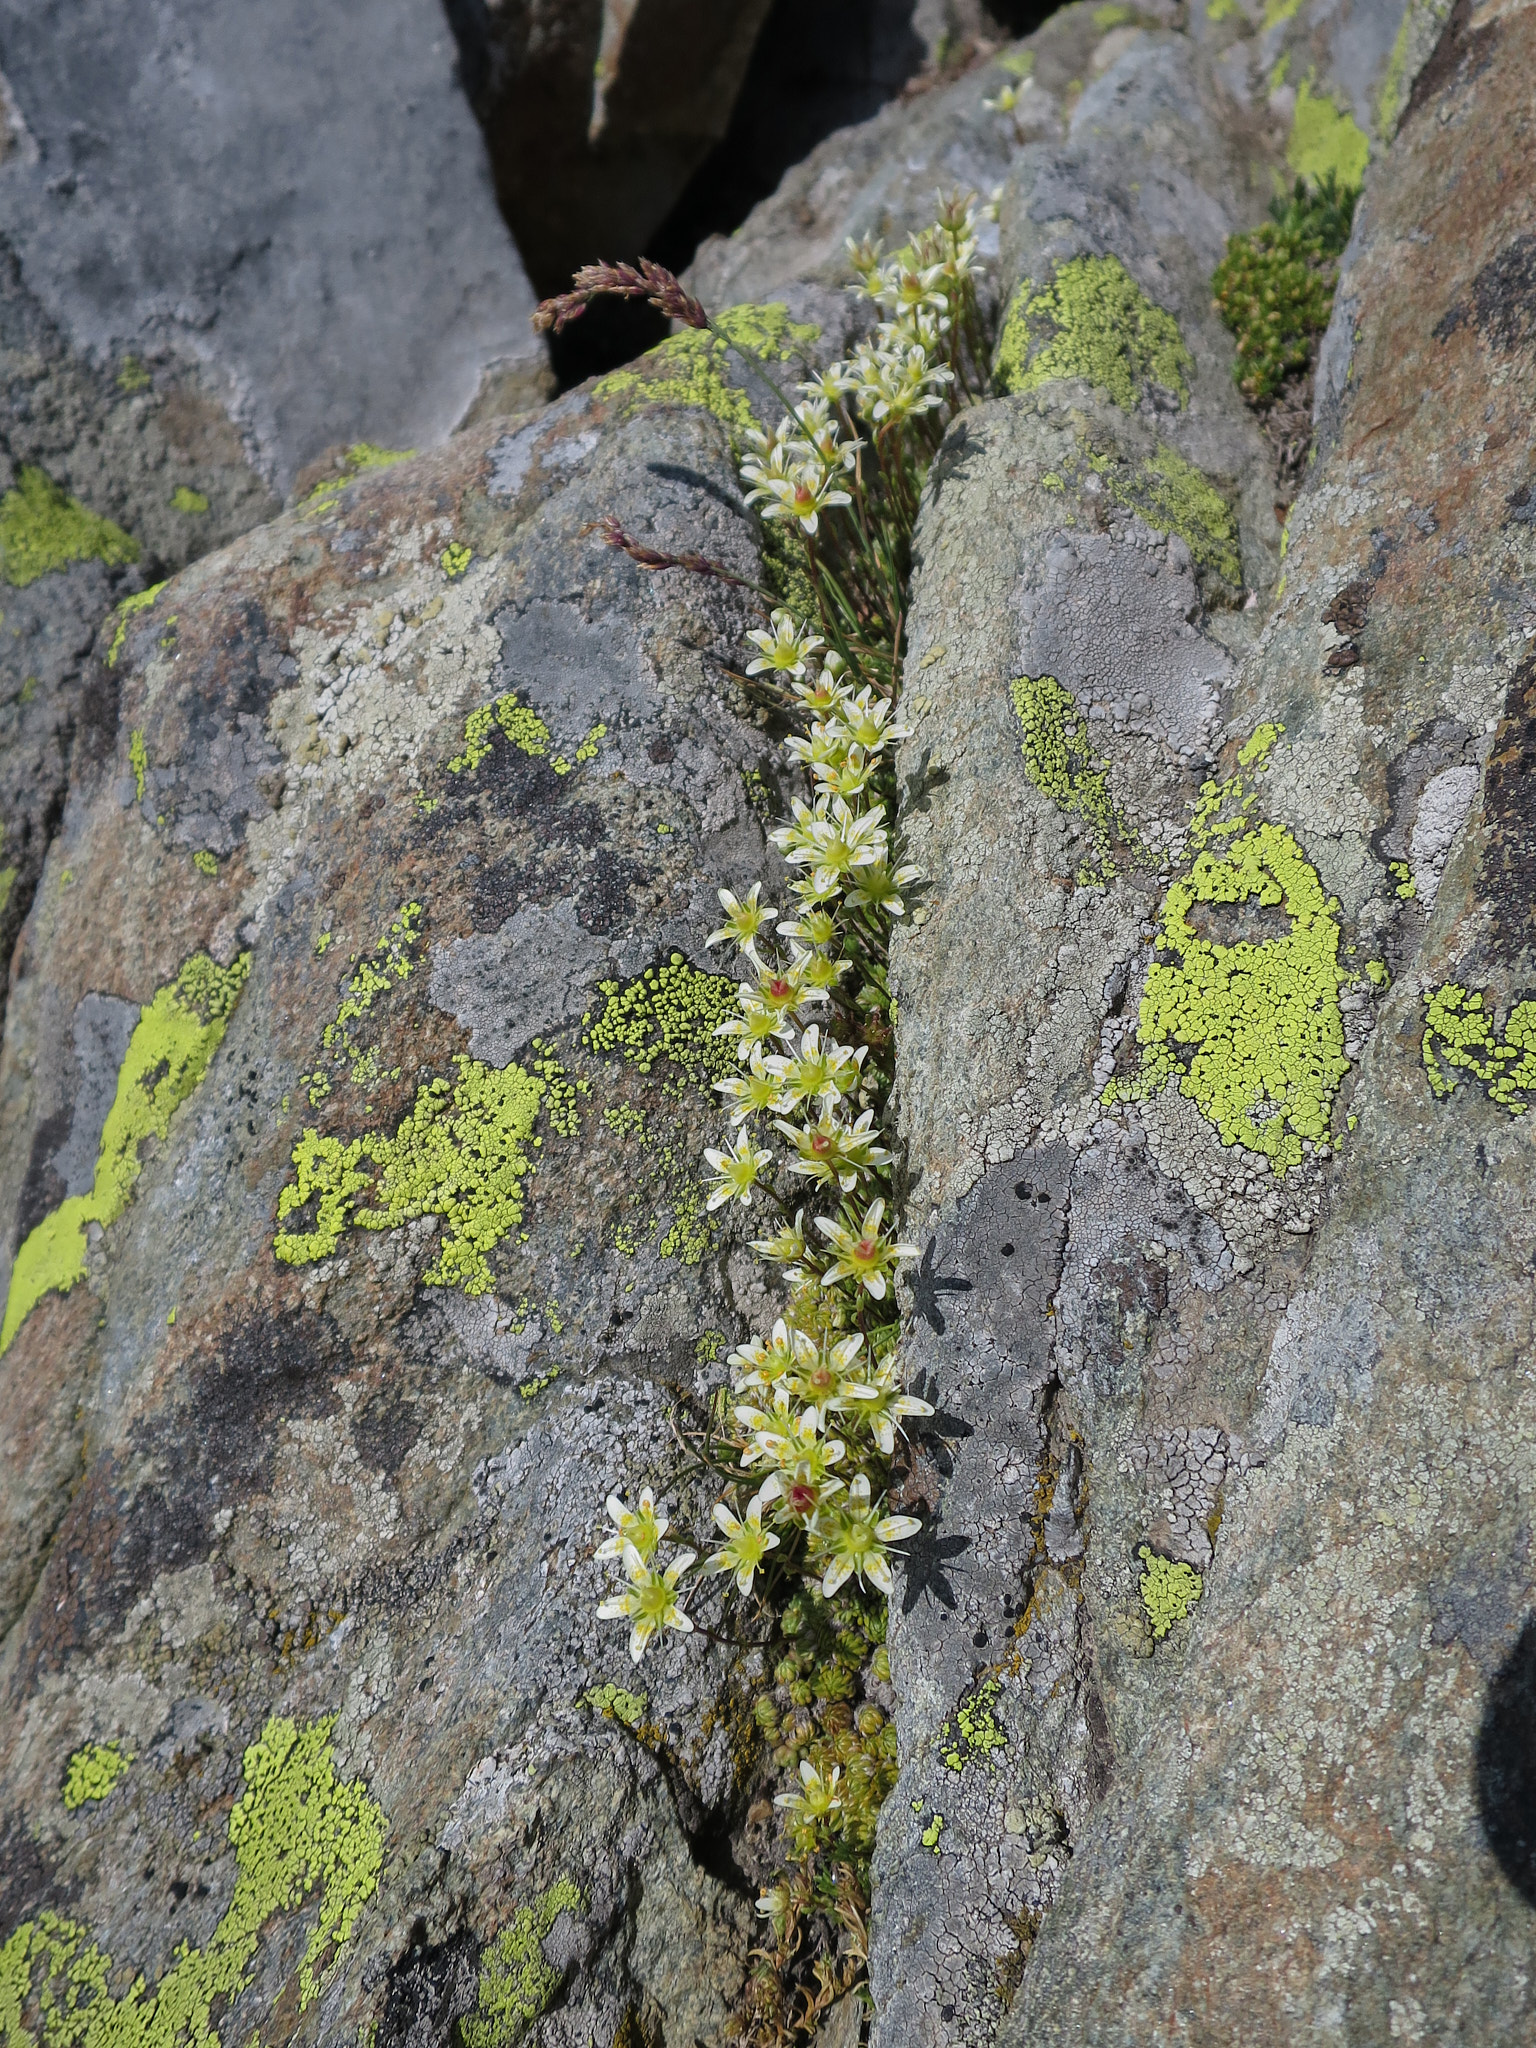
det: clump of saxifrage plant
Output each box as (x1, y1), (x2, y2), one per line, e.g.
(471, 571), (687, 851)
(1212, 172), (1359, 405)
(539, 194), (992, 2042)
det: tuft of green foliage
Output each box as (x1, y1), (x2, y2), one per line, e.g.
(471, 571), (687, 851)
(1212, 175), (1359, 404)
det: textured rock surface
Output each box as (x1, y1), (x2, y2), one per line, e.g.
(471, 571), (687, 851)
(5, 0), (1535, 2042)
(0, 319), (862, 2034)
(876, 0), (1536, 2041)
(0, 0), (547, 1032)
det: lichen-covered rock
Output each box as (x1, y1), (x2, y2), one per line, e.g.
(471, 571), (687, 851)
(0, 0), (548, 1033)
(0, 306), (862, 2037)
(877, 0), (1536, 2041)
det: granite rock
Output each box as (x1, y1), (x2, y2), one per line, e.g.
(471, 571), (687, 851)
(0, 0), (548, 1035)
(0, 349), (828, 2039)
(877, 0), (1536, 2042)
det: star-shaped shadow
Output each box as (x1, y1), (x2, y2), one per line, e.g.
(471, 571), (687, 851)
(901, 1524), (972, 1616)
(912, 1236), (973, 1335)
(908, 1370), (973, 1485)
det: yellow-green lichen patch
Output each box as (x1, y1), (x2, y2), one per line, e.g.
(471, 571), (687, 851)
(2, 951), (251, 1354)
(61, 1742), (132, 1811)
(108, 583), (169, 668)
(116, 356), (152, 394)
(1287, 79), (1370, 189)
(129, 727), (148, 799)
(1138, 1545), (1202, 1637)
(919, 1810), (945, 1854)
(657, 1177), (711, 1264)
(529, 1037), (587, 1139)
(594, 303), (821, 441)
(193, 850), (219, 876)
(1421, 984), (1536, 1113)
(993, 255), (1191, 410)
(1104, 736), (1348, 1175)
(582, 954), (738, 1095)
(1375, 1), (1447, 140)
(171, 486), (210, 515)
(550, 725), (606, 777)
(0, 467), (139, 588)
(1389, 859), (1416, 900)
(273, 1056), (544, 1292)
(585, 1682), (647, 1726)
(1009, 674), (1142, 883)
(303, 443), (416, 511)
(939, 1677), (1008, 1773)
(1091, 442), (1242, 589)
(440, 542), (473, 579)
(302, 901), (424, 1103)
(449, 693), (552, 775)
(1, 1715), (383, 2048)
(459, 1879), (583, 2048)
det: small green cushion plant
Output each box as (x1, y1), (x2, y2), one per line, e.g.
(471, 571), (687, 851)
(1212, 174), (1359, 404)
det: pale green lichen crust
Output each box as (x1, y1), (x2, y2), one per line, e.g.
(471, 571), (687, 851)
(273, 1056), (545, 1292)
(1421, 984), (1536, 1112)
(302, 443), (416, 511)
(0, 467), (139, 588)
(1287, 78), (1370, 188)
(60, 1742), (132, 1811)
(1138, 1546), (1202, 1638)
(1, 1715), (383, 2046)
(584, 1683), (647, 1726)
(940, 1678), (1008, 1773)
(1, 952), (252, 1353)
(582, 955), (739, 1095)
(1009, 674), (1143, 883)
(594, 303), (821, 440)
(108, 583), (169, 668)
(993, 255), (1192, 410)
(459, 1879), (583, 2048)
(1104, 726), (1349, 1175)
(1090, 442), (1243, 589)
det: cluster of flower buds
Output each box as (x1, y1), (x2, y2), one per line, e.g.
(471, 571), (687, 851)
(738, 195), (986, 538)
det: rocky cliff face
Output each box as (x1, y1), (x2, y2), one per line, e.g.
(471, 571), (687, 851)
(3, 2), (1534, 2046)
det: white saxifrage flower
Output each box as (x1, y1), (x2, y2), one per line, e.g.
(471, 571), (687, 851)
(808, 1473), (922, 1597)
(597, 1542), (697, 1663)
(706, 1493), (780, 1594)
(704, 1130), (773, 1210)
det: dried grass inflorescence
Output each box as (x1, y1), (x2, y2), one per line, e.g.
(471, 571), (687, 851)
(534, 257), (709, 334)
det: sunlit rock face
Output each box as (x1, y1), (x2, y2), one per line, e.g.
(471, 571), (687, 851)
(5, 1), (1536, 2044)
